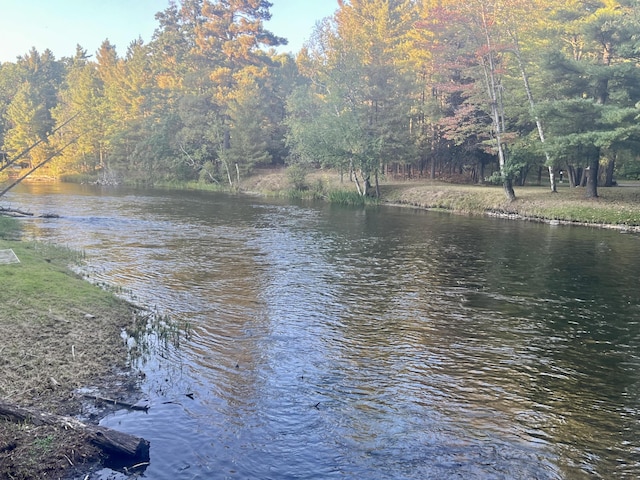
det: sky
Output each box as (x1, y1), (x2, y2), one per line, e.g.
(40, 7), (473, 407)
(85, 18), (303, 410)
(0, 0), (339, 63)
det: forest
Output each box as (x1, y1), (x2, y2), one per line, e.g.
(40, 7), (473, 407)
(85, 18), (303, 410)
(1, 0), (640, 201)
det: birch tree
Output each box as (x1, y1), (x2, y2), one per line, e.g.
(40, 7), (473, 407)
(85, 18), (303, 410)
(427, 1), (517, 199)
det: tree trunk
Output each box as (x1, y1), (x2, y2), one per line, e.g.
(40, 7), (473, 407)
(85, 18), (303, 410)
(548, 167), (557, 192)
(364, 175), (372, 196)
(567, 165), (577, 188)
(351, 164), (364, 196)
(585, 155), (599, 198)
(580, 168), (588, 187)
(510, 40), (556, 193)
(503, 178), (516, 202)
(374, 170), (380, 198)
(603, 155), (615, 187)
(478, 160), (485, 184)
(479, 7), (515, 202)
(222, 158), (233, 187)
(0, 401), (150, 464)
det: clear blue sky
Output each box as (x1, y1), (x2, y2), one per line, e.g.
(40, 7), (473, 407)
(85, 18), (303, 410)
(0, 0), (338, 63)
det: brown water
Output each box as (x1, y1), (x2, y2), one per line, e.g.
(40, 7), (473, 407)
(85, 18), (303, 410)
(8, 183), (640, 479)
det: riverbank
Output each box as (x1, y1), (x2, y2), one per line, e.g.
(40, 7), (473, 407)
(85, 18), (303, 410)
(0, 217), (142, 479)
(239, 168), (640, 231)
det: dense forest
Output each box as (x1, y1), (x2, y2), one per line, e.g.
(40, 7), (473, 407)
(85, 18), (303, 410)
(1, 0), (640, 201)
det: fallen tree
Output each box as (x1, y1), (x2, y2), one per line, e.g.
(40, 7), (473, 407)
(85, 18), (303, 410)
(0, 401), (150, 465)
(0, 206), (34, 217)
(0, 135), (82, 198)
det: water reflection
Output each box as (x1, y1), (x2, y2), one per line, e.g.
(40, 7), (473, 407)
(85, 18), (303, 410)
(7, 183), (640, 479)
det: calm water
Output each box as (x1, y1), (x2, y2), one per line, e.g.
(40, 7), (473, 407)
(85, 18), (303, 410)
(7, 183), (640, 479)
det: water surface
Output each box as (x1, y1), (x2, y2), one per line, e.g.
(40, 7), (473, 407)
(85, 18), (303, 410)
(7, 183), (640, 479)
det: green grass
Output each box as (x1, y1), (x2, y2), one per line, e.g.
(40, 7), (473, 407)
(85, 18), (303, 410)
(0, 239), (121, 313)
(327, 189), (365, 205)
(285, 188), (325, 200)
(0, 216), (21, 240)
(32, 434), (55, 452)
(382, 182), (640, 227)
(326, 188), (382, 206)
(0, 215), (141, 479)
(0, 215), (134, 401)
(59, 172), (98, 184)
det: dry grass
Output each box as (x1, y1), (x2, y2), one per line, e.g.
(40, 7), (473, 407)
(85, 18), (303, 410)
(240, 167), (347, 196)
(241, 167), (640, 229)
(382, 181), (640, 229)
(0, 236), (141, 479)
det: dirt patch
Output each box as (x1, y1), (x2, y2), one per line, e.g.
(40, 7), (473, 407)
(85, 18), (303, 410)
(240, 167), (347, 195)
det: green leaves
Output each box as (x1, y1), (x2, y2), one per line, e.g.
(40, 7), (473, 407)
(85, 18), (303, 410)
(1, 0), (639, 191)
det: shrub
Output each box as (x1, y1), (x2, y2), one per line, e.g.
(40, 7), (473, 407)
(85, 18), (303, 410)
(286, 164), (309, 191)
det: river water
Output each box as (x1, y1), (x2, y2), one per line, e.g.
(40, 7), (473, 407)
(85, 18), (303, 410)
(6, 183), (640, 479)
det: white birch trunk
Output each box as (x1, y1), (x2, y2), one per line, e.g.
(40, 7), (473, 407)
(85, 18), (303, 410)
(511, 41), (557, 192)
(480, 5), (516, 201)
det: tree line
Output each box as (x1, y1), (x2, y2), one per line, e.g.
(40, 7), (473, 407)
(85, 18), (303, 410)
(1, 0), (640, 200)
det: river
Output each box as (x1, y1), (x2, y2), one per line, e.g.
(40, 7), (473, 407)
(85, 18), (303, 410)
(6, 183), (640, 479)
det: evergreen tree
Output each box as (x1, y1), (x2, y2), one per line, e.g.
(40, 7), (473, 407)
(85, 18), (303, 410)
(50, 46), (102, 175)
(290, 0), (416, 196)
(2, 48), (62, 172)
(540, 0), (640, 197)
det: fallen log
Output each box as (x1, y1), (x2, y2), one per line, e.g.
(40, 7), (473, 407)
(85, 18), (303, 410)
(0, 401), (150, 463)
(0, 206), (34, 217)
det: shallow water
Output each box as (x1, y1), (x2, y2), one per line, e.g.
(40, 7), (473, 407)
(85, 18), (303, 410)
(8, 183), (640, 479)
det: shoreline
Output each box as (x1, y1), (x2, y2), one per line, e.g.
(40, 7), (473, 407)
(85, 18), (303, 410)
(0, 229), (146, 479)
(384, 199), (640, 233)
(236, 168), (640, 233)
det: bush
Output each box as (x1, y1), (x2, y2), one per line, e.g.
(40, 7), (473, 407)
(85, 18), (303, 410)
(286, 164), (309, 191)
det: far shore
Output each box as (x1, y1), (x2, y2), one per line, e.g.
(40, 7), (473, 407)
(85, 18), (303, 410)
(237, 168), (640, 232)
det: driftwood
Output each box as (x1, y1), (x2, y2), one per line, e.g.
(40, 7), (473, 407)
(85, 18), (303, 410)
(0, 401), (150, 463)
(0, 206), (60, 218)
(81, 393), (150, 411)
(0, 206), (34, 217)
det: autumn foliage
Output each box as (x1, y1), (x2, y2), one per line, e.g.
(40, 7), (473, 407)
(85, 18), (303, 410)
(1, 0), (639, 198)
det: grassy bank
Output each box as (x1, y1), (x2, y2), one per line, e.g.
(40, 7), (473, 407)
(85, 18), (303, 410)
(41, 167), (640, 229)
(238, 169), (640, 230)
(0, 217), (140, 479)
(379, 181), (640, 229)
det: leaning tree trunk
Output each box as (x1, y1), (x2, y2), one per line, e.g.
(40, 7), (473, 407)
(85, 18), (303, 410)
(503, 177), (516, 202)
(510, 40), (556, 193)
(479, 6), (515, 202)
